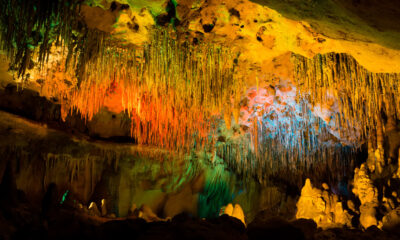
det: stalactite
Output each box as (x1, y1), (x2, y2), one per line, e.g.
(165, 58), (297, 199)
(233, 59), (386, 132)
(4, 0), (396, 186)
(293, 53), (400, 146)
(214, 81), (360, 186)
(0, 0), (80, 78)
(36, 28), (241, 151)
(291, 52), (400, 179)
(217, 133), (355, 187)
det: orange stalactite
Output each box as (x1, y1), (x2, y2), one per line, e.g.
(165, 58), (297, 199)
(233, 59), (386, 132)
(34, 28), (241, 151)
(103, 82), (125, 114)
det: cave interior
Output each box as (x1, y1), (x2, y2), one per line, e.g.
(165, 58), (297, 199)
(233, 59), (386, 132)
(1, 0), (400, 239)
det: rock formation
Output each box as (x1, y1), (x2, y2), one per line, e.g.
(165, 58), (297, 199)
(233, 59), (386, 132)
(296, 179), (353, 229)
(382, 207), (400, 234)
(352, 163), (379, 229)
(222, 203), (246, 226)
(0, 0), (400, 239)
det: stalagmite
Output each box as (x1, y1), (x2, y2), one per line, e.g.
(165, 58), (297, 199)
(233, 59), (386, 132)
(296, 179), (352, 229)
(347, 200), (358, 214)
(367, 137), (376, 173)
(395, 149), (400, 178)
(101, 199), (107, 217)
(382, 207), (400, 232)
(352, 164), (379, 229)
(221, 203), (246, 226)
(88, 202), (101, 217)
(224, 203), (234, 216)
(232, 204), (246, 226)
(375, 117), (385, 174)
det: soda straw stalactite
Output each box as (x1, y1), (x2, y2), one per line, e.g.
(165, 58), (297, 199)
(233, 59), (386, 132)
(0, 0), (80, 78)
(215, 84), (357, 187)
(0, 0), (242, 151)
(293, 53), (400, 146)
(291, 52), (400, 180)
(51, 28), (242, 151)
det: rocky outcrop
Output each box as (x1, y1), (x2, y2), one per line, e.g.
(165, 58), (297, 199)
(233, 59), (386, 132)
(296, 179), (353, 229)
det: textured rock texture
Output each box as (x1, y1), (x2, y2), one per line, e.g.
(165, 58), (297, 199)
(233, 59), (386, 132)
(296, 179), (352, 229)
(352, 163), (379, 229)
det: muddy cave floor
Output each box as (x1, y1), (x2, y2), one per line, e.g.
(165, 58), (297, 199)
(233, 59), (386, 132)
(0, 107), (399, 240)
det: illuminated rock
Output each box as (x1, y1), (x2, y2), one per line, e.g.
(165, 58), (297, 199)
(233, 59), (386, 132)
(232, 204), (246, 226)
(382, 196), (395, 212)
(347, 200), (358, 214)
(352, 163), (379, 229)
(374, 148), (385, 174)
(77, 202), (89, 214)
(110, 7), (155, 46)
(88, 202), (101, 217)
(181, 0), (400, 74)
(359, 203), (378, 229)
(352, 164), (378, 205)
(393, 149), (400, 179)
(296, 179), (326, 226)
(224, 203), (234, 216)
(221, 203), (246, 225)
(296, 179), (352, 229)
(101, 199), (107, 216)
(382, 206), (400, 232)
